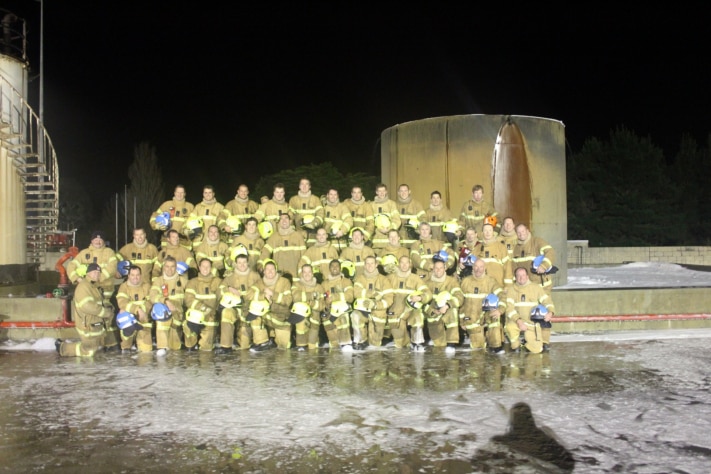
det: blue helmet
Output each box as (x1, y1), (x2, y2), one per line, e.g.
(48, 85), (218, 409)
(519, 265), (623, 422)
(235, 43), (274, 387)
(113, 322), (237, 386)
(176, 261), (189, 275)
(116, 311), (142, 336)
(530, 304), (549, 321)
(463, 254), (477, 267)
(151, 302), (172, 321)
(531, 255), (559, 274)
(482, 293), (500, 312)
(117, 260), (131, 277)
(433, 250), (450, 264)
(155, 212), (171, 228)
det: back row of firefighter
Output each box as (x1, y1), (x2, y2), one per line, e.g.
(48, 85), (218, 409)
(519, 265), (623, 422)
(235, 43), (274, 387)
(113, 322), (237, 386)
(56, 179), (556, 357)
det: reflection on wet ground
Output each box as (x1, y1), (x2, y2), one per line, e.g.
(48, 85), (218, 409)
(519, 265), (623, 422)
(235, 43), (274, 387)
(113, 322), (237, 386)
(2, 332), (711, 473)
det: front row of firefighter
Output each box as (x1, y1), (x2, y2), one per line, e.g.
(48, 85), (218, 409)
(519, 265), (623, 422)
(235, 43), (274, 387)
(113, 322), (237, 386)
(57, 246), (555, 357)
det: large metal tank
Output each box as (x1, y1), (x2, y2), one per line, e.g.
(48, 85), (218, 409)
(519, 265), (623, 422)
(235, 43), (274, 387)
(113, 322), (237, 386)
(380, 114), (567, 285)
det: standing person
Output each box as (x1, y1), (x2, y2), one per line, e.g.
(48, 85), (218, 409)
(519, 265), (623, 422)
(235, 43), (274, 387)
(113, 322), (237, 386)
(383, 256), (431, 350)
(409, 221), (455, 279)
(322, 187), (353, 252)
(353, 255), (391, 348)
(219, 183), (259, 243)
(511, 224), (556, 296)
(339, 227), (376, 279)
(255, 183), (291, 225)
(291, 264), (326, 351)
(459, 184), (499, 234)
(473, 223), (513, 289)
(396, 184), (426, 247)
(424, 190), (456, 242)
(320, 259), (355, 350)
(215, 254), (263, 354)
(289, 177), (324, 246)
(456, 227), (481, 279)
(459, 258), (506, 352)
(254, 260), (293, 349)
(116, 265), (153, 353)
(370, 183), (401, 250)
(499, 216), (518, 258)
(259, 213), (306, 280)
(117, 227), (159, 280)
(67, 230), (120, 351)
(154, 229), (196, 278)
(344, 185), (375, 243)
(185, 185), (224, 246)
(56, 263), (114, 357)
(505, 267), (555, 353)
(183, 258), (221, 351)
(150, 256), (188, 353)
(193, 225), (229, 277)
(298, 227), (340, 278)
(423, 259), (463, 350)
(227, 217), (264, 272)
(149, 184), (194, 249)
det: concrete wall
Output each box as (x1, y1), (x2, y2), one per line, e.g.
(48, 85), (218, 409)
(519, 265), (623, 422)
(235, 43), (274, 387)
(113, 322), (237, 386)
(567, 240), (711, 266)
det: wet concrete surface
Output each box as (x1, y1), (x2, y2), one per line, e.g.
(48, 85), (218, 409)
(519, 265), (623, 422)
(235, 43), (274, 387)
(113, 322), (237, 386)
(1, 329), (711, 473)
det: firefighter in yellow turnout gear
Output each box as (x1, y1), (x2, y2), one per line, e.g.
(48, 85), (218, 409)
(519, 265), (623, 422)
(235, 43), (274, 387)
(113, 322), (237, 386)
(184, 258), (221, 351)
(505, 267), (555, 353)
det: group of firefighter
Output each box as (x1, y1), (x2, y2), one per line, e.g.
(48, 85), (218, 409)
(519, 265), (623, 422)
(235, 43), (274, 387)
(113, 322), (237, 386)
(56, 178), (557, 357)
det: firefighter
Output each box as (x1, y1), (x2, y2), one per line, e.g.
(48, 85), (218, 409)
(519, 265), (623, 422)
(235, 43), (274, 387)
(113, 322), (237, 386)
(344, 186), (375, 243)
(322, 187), (353, 253)
(193, 225), (229, 277)
(473, 222), (513, 289)
(383, 255), (431, 350)
(499, 216), (518, 258)
(288, 178), (324, 247)
(409, 221), (456, 279)
(396, 184), (426, 247)
(352, 255), (390, 348)
(154, 229), (196, 278)
(319, 259), (355, 350)
(458, 184), (500, 235)
(56, 263), (114, 357)
(291, 264), (326, 351)
(184, 258), (221, 351)
(226, 217), (264, 273)
(149, 184), (194, 249)
(423, 259), (463, 350)
(149, 255), (188, 353)
(117, 227), (159, 280)
(254, 183), (291, 225)
(505, 267), (555, 353)
(370, 183), (401, 250)
(116, 265), (153, 353)
(259, 213), (306, 280)
(219, 184), (259, 242)
(459, 258), (505, 351)
(339, 227), (376, 279)
(253, 260), (293, 349)
(298, 227), (340, 279)
(424, 190), (457, 242)
(185, 185), (224, 246)
(511, 223), (557, 296)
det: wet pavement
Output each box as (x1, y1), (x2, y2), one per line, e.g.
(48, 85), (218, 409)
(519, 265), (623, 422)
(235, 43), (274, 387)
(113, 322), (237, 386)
(1, 329), (711, 473)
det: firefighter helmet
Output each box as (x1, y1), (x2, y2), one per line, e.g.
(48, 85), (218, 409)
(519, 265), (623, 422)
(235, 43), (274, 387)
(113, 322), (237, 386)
(185, 308), (206, 333)
(155, 211), (171, 229)
(353, 298), (373, 315)
(176, 261), (189, 275)
(301, 214), (317, 229)
(329, 220), (344, 236)
(116, 311), (142, 336)
(185, 217), (204, 236)
(340, 259), (356, 279)
(482, 293), (500, 312)
(405, 217), (420, 229)
(432, 291), (452, 309)
(288, 301), (312, 324)
(257, 221), (274, 240)
(151, 302), (172, 321)
(330, 300), (350, 318)
(462, 254), (477, 267)
(531, 255), (558, 274)
(117, 260), (131, 277)
(484, 215), (498, 228)
(374, 213), (391, 230)
(530, 304), (549, 321)
(433, 249), (450, 264)
(225, 215), (244, 235)
(379, 254), (398, 274)
(229, 244), (249, 262)
(246, 299), (270, 321)
(219, 293), (242, 309)
(262, 258), (278, 272)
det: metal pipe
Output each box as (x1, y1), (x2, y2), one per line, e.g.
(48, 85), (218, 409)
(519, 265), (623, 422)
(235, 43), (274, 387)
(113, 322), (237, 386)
(555, 313), (711, 323)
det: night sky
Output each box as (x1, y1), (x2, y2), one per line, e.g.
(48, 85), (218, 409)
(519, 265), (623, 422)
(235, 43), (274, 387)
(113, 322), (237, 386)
(5, 2), (708, 204)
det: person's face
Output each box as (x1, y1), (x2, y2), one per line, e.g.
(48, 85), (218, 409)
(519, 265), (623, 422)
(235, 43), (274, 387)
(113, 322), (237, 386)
(351, 187), (362, 200)
(168, 232), (179, 246)
(482, 225), (494, 240)
(273, 187), (285, 200)
(473, 260), (486, 278)
(279, 214), (291, 229)
(199, 260), (212, 276)
(432, 261), (446, 278)
(91, 236), (104, 248)
(364, 257), (376, 273)
(237, 185), (249, 199)
(465, 229), (477, 243)
(264, 264), (277, 279)
(329, 261), (341, 276)
(208, 226), (219, 240)
(399, 257), (411, 272)
(430, 193), (441, 206)
(128, 268), (142, 286)
(516, 225), (529, 241)
(351, 230), (363, 245)
(316, 229), (328, 243)
(375, 186), (387, 199)
(245, 220), (257, 233)
(236, 257), (248, 272)
(133, 229), (146, 245)
(163, 260), (177, 277)
(503, 218), (515, 232)
(327, 189), (339, 203)
(515, 269), (529, 285)
(419, 224), (431, 238)
(87, 268), (101, 282)
(397, 186), (410, 200)
(301, 265), (313, 282)
(203, 187), (214, 201)
(472, 189), (483, 202)
(174, 186), (186, 200)
(388, 231), (400, 246)
(299, 179), (310, 193)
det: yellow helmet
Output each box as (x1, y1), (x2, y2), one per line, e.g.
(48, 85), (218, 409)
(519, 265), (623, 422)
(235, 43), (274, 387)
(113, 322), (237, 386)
(186, 217), (204, 234)
(374, 213), (391, 230)
(75, 263), (88, 278)
(330, 300), (351, 317)
(353, 298), (372, 314)
(225, 215), (244, 235)
(262, 258), (278, 272)
(229, 243), (249, 262)
(186, 308), (206, 324)
(432, 291), (452, 309)
(219, 293), (242, 309)
(329, 220), (344, 236)
(405, 217), (420, 229)
(379, 254), (398, 274)
(340, 259), (356, 279)
(288, 301), (312, 324)
(301, 214), (317, 229)
(442, 220), (460, 234)
(246, 299), (270, 321)
(257, 221), (274, 240)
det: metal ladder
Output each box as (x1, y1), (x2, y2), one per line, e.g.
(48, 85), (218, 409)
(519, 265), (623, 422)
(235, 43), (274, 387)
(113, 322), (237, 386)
(0, 76), (60, 265)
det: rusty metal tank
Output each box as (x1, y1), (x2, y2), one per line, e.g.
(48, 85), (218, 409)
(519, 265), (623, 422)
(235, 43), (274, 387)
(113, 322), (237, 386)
(380, 114), (567, 285)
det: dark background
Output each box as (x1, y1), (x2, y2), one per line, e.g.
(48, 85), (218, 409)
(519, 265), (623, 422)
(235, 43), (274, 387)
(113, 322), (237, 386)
(4, 2), (708, 204)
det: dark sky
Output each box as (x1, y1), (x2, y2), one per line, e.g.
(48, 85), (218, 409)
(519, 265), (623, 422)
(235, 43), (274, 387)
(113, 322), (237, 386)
(5, 2), (709, 204)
